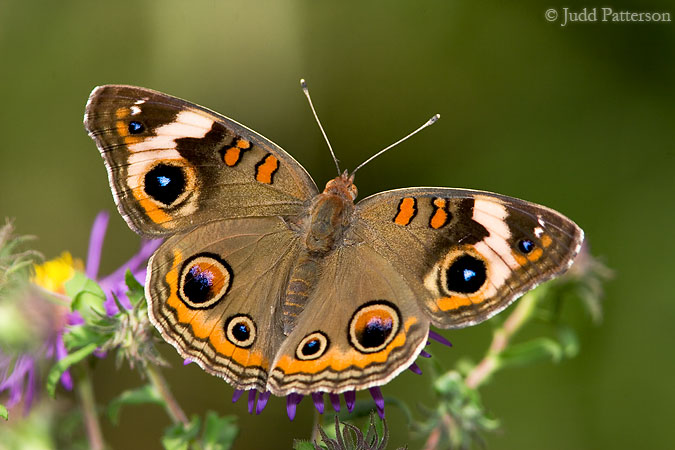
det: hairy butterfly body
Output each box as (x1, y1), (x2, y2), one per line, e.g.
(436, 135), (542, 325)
(84, 85), (583, 397)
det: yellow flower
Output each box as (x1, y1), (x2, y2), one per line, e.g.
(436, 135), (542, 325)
(32, 252), (84, 294)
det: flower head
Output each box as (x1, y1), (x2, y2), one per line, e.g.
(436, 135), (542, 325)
(0, 212), (162, 416)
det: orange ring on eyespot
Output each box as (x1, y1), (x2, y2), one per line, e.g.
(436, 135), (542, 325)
(295, 331), (330, 361)
(178, 253), (233, 309)
(348, 301), (401, 354)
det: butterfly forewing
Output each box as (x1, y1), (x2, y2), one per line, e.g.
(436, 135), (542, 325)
(353, 188), (583, 328)
(84, 85), (318, 237)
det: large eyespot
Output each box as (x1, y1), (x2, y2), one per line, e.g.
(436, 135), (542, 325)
(144, 163), (188, 207)
(295, 331), (330, 360)
(442, 253), (487, 294)
(225, 314), (256, 348)
(178, 254), (233, 309)
(348, 301), (401, 354)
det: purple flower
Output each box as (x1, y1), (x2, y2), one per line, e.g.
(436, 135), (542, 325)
(0, 212), (161, 415)
(84, 212), (162, 316)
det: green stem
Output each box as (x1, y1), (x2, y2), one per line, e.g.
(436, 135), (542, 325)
(465, 291), (540, 389)
(310, 408), (321, 443)
(77, 367), (105, 450)
(145, 364), (189, 426)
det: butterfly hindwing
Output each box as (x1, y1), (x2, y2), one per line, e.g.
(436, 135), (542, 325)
(352, 188), (583, 328)
(146, 217), (301, 392)
(84, 85), (318, 237)
(267, 243), (430, 395)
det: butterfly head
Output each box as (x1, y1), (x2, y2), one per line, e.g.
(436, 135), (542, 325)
(324, 171), (358, 202)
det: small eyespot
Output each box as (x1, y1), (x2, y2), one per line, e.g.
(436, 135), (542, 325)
(225, 315), (256, 348)
(518, 239), (535, 254)
(144, 163), (187, 206)
(178, 254), (233, 309)
(295, 332), (330, 360)
(128, 121), (145, 134)
(443, 254), (487, 294)
(348, 301), (401, 354)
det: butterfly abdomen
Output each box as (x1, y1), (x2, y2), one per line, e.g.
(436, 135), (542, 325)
(282, 180), (356, 334)
(282, 255), (321, 335)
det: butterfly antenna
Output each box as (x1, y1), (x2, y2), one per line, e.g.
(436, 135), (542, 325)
(351, 113), (440, 176)
(301, 79), (341, 175)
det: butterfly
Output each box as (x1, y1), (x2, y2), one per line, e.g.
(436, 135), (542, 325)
(84, 84), (583, 400)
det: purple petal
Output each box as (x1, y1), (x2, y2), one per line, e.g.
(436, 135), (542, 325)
(428, 330), (452, 347)
(54, 333), (74, 390)
(183, 359), (192, 366)
(55, 333), (68, 361)
(286, 393), (303, 421)
(256, 391), (271, 415)
(1, 356), (34, 408)
(311, 392), (324, 414)
(93, 348), (107, 359)
(248, 390), (257, 414)
(369, 386), (385, 412)
(420, 349), (432, 358)
(23, 362), (36, 413)
(67, 311), (85, 326)
(232, 389), (244, 403)
(100, 239), (162, 288)
(103, 296), (120, 316)
(329, 393), (341, 412)
(409, 362), (422, 375)
(102, 291), (133, 316)
(86, 212), (109, 279)
(60, 369), (74, 391)
(344, 390), (356, 412)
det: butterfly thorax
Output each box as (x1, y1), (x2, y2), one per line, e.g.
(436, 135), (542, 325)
(305, 175), (357, 253)
(282, 174), (357, 334)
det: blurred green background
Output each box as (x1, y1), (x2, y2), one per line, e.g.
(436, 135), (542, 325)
(1, 0), (673, 448)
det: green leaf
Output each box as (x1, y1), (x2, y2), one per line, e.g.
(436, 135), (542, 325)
(107, 384), (164, 425)
(65, 272), (106, 321)
(162, 415), (201, 450)
(557, 325), (580, 359)
(124, 270), (146, 307)
(46, 342), (98, 397)
(496, 337), (563, 370)
(0, 403), (8, 420)
(201, 411), (238, 450)
(63, 320), (111, 349)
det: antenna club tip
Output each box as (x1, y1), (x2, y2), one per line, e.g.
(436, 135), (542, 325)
(300, 79), (307, 89)
(430, 114), (440, 123)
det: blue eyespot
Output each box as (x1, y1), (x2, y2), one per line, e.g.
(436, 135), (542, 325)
(157, 175), (171, 187)
(128, 121), (144, 134)
(518, 239), (535, 254)
(463, 268), (477, 282)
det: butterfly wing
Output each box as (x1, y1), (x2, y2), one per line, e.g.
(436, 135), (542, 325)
(84, 85), (318, 237)
(146, 217), (302, 392)
(267, 243), (430, 395)
(351, 188), (583, 328)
